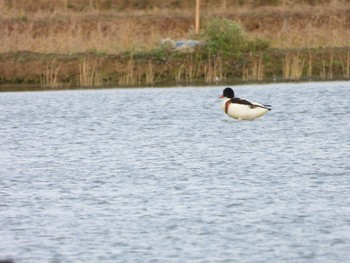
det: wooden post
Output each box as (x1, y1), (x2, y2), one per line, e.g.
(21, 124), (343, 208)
(195, 0), (200, 34)
(222, 0), (227, 9)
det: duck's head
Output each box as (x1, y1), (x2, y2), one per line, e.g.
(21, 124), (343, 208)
(220, 87), (234, 98)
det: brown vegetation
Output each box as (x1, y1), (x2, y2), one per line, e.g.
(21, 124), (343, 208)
(1, 0), (350, 88)
(1, 0), (350, 54)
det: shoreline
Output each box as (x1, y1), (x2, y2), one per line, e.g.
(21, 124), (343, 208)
(1, 79), (348, 93)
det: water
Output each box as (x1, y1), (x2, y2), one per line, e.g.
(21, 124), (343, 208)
(0, 82), (349, 263)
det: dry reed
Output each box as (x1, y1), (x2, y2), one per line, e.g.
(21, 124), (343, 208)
(115, 57), (169, 86)
(175, 64), (185, 83)
(307, 51), (313, 78)
(115, 57), (137, 86)
(319, 51), (336, 80)
(341, 52), (350, 79)
(145, 60), (154, 85)
(175, 54), (205, 83)
(41, 60), (62, 88)
(242, 53), (264, 81)
(282, 53), (305, 80)
(204, 56), (223, 83)
(78, 58), (103, 87)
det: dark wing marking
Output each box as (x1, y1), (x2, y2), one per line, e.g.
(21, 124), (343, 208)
(232, 97), (271, 110)
(231, 97), (254, 106)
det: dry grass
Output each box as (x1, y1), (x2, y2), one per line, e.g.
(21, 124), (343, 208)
(319, 51), (335, 79)
(1, 1), (350, 54)
(41, 60), (62, 88)
(242, 53), (264, 81)
(115, 57), (138, 86)
(204, 56), (223, 83)
(282, 53), (305, 80)
(341, 52), (350, 78)
(174, 55), (224, 83)
(259, 13), (350, 48)
(79, 58), (103, 87)
(114, 56), (166, 86)
(0, 18), (178, 54)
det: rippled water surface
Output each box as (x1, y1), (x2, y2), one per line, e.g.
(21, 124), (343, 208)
(1, 82), (350, 262)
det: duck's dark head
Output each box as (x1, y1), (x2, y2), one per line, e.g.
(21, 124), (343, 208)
(220, 87), (235, 98)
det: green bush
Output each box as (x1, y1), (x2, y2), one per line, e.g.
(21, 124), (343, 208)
(201, 18), (246, 57)
(200, 18), (269, 57)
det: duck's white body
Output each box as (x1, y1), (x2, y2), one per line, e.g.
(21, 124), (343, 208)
(221, 98), (269, 120)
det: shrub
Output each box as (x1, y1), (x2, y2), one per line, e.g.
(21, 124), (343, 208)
(200, 18), (270, 57)
(201, 18), (247, 57)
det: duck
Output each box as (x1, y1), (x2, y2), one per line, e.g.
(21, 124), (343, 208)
(220, 87), (271, 120)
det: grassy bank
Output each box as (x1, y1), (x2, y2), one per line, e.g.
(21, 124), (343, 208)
(1, 47), (349, 91)
(1, 1), (350, 89)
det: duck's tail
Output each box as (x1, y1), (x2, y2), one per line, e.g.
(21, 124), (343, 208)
(263, 104), (272, 111)
(250, 104), (272, 111)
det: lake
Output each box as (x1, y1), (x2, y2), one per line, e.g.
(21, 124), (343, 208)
(0, 82), (349, 262)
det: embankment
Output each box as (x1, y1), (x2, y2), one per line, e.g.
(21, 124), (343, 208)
(1, 47), (349, 91)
